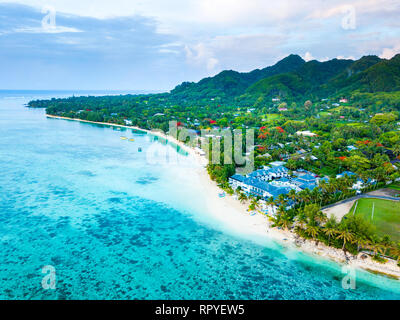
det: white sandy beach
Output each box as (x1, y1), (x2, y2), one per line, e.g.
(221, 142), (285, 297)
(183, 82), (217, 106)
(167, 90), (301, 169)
(46, 115), (400, 280)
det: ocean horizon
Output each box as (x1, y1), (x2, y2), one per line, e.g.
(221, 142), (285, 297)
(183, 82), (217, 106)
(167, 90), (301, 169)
(0, 90), (399, 300)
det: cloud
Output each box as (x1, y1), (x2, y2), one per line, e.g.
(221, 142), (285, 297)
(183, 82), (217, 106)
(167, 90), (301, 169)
(0, 1), (400, 89)
(337, 55), (356, 60)
(184, 43), (219, 71)
(13, 26), (82, 34)
(206, 57), (219, 71)
(303, 52), (315, 62)
(380, 43), (400, 59)
(158, 48), (180, 54)
(0, 2), (183, 90)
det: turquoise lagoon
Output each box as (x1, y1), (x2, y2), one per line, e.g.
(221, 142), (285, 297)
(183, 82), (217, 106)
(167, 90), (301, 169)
(0, 91), (399, 300)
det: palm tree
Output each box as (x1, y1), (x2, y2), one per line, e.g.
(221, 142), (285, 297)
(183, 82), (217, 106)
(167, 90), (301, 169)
(324, 227), (337, 246)
(353, 235), (368, 253)
(266, 196), (275, 206)
(311, 188), (320, 204)
(280, 213), (293, 231)
(265, 196), (275, 214)
(277, 194), (287, 207)
(249, 198), (259, 212)
(287, 189), (297, 205)
(296, 210), (307, 229)
(305, 223), (320, 244)
(276, 205), (286, 218)
(319, 179), (328, 194)
(234, 187), (242, 198)
(336, 228), (355, 252)
(326, 179), (337, 194)
(390, 243), (400, 263)
(381, 235), (393, 257)
(238, 192), (248, 204)
(302, 188), (312, 204)
(370, 242), (385, 258)
(368, 235), (383, 257)
(323, 217), (338, 246)
(315, 210), (328, 225)
(296, 190), (306, 208)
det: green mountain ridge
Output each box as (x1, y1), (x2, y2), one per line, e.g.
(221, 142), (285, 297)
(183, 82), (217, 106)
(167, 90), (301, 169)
(170, 54), (306, 102)
(169, 53), (400, 104)
(28, 53), (400, 118)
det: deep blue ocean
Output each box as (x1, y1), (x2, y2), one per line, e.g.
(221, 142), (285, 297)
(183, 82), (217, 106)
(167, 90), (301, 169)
(0, 90), (399, 299)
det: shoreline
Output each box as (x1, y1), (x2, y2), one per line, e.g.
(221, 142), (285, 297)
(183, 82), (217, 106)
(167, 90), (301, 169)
(46, 114), (400, 281)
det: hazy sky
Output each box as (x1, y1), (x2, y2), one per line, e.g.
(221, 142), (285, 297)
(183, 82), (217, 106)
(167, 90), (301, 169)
(0, 0), (399, 90)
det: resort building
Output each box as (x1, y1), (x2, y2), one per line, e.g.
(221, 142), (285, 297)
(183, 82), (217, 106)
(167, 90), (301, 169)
(229, 166), (319, 201)
(347, 145), (358, 151)
(269, 177), (302, 192)
(336, 171), (356, 179)
(269, 161), (287, 167)
(247, 166), (289, 181)
(291, 174), (318, 190)
(296, 130), (317, 137)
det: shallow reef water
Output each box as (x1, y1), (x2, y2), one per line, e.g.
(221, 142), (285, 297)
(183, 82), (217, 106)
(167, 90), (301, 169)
(0, 91), (399, 300)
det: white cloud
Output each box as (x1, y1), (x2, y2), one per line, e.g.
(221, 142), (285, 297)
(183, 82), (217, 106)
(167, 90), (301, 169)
(1, 0), (400, 78)
(303, 52), (314, 62)
(380, 43), (400, 59)
(0, 0), (349, 35)
(337, 55), (356, 60)
(158, 48), (180, 54)
(308, 0), (399, 19)
(13, 26), (82, 34)
(184, 43), (219, 71)
(206, 57), (219, 71)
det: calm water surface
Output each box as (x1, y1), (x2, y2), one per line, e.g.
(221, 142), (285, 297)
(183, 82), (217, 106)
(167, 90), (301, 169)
(0, 91), (399, 299)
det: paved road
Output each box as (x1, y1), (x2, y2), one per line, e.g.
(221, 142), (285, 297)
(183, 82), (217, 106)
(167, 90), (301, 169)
(322, 194), (400, 210)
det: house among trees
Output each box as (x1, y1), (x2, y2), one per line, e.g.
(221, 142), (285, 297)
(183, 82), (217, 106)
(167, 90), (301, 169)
(336, 171), (356, 179)
(296, 130), (317, 137)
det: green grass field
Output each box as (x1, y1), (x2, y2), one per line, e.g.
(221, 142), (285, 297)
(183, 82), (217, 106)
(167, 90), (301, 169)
(347, 198), (400, 242)
(264, 113), (281, 121)
(334, 122), (364, 128)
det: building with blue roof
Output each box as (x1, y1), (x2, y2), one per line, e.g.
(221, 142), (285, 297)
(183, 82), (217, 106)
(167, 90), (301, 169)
(248, 166), (289, 181)
(347, 145), (358, 151)
(228, 174), (247, 190)
(336, 171), (356, 179)
(291, 174), (318, 190)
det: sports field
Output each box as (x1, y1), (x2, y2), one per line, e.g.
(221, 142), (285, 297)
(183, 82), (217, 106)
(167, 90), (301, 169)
(265, 113), (281, 120)
(348, 198), (400, 242)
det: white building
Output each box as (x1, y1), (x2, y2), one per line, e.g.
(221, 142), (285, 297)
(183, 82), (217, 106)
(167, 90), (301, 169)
(296, 130), (317, 137)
